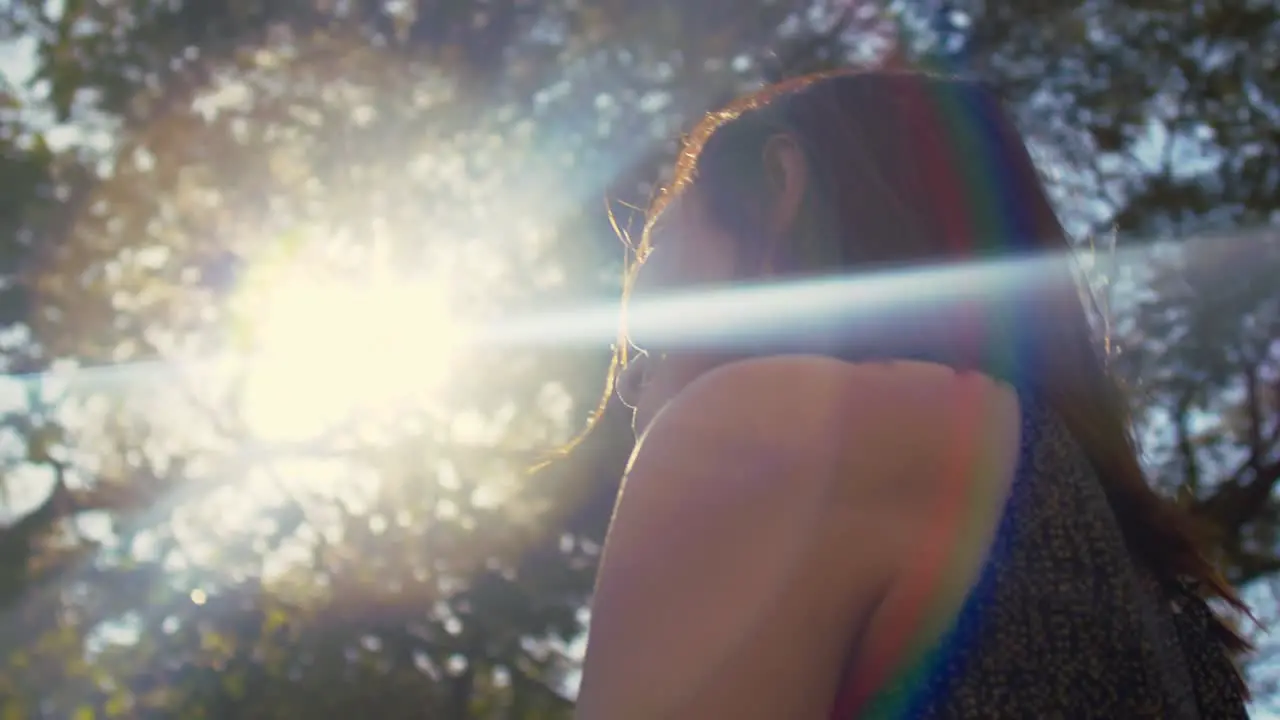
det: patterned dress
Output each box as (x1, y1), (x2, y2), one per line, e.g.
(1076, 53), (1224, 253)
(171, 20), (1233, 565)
(832, 396), (1249, 718)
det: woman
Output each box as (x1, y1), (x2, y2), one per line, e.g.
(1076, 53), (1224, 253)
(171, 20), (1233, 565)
(575, 70), (1251, 718)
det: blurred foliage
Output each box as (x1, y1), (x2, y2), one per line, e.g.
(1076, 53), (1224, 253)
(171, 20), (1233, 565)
(0, 0), (1276, 716)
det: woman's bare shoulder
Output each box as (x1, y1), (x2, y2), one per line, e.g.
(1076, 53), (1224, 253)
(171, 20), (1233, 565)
(583, 357), (1022, 718)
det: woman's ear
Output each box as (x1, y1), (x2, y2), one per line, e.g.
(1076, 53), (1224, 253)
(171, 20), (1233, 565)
(760, 134), (808, 273)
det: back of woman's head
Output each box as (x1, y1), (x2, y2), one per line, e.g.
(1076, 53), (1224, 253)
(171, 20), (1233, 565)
(635, 68), (1250, 654)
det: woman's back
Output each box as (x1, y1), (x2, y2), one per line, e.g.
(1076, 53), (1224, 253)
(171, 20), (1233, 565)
(838, 396), (1248, 718)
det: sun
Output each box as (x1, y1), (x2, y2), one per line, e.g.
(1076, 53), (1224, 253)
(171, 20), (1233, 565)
(236, 266), (468, 442)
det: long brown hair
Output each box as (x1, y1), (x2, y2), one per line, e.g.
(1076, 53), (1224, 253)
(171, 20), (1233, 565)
(629, 69), (1251, 656)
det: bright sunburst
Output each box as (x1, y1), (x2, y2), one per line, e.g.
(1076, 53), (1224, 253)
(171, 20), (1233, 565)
(237, 265), (467, 442)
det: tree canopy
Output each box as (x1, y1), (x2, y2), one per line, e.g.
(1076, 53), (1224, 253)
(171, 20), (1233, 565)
(0, 0), (1277, 716)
